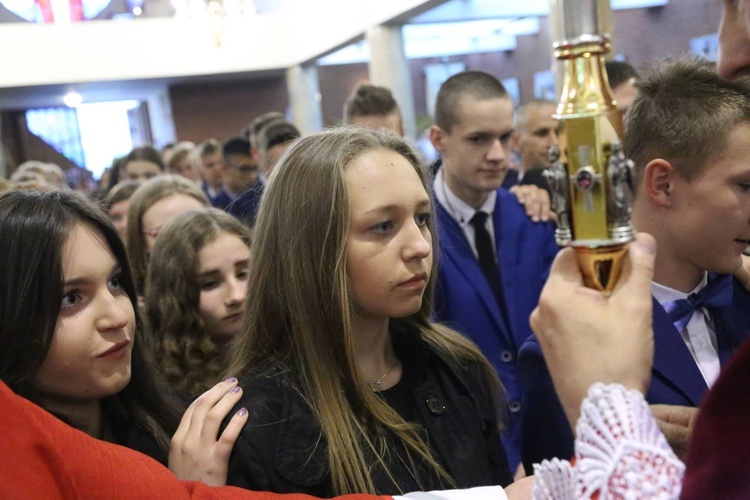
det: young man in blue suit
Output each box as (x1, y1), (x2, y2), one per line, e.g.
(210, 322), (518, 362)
(518, 59), (750, 473)
(429, 71), (558, 471)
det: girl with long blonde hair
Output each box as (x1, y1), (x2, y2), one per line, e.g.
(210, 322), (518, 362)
(225, 128), (512, 496)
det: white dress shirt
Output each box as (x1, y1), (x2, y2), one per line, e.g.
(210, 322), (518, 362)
(652, 273), (721, 387)
(434, 168), (498, 262)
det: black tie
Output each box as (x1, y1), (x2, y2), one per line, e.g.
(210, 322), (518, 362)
(469, 211), (509, 321)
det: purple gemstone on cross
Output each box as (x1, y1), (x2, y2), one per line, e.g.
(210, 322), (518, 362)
(576, 170), (594, 190)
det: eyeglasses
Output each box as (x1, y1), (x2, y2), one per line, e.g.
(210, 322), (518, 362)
(226, 162), (259, 175)
(141, 224), (164, 238)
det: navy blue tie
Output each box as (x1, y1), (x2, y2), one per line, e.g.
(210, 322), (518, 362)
(662, 274), (734, 333)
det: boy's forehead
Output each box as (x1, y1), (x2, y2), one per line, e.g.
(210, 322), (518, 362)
(523, 104), (557, 126)
(707, 123), (750, 171)
(676, 123), (750, 183)
(454, 95), (514, 129)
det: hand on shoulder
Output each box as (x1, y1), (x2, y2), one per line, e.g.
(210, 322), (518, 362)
(650, 403), (698, 460)
(169, 378), (249, 486)
(509, 184), (554, 223)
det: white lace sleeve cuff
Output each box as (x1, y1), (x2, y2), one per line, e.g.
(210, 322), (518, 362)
(533, 383), (684, 499)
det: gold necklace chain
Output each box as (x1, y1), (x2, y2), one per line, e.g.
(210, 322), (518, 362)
(369, 358), (401, 392)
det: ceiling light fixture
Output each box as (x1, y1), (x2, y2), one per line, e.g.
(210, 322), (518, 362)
(63, 92), (83, 108)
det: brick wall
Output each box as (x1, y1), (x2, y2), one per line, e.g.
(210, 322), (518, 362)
(169, 74), (288, 145)
(612, 1), (721, 70)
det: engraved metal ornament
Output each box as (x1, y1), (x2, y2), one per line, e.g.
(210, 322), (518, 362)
(606, 140), (636, 243)
(544, 145), (572, 245)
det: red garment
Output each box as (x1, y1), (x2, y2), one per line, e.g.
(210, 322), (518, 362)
(0, 379), (388, 500)
(682, 338), (750, 499)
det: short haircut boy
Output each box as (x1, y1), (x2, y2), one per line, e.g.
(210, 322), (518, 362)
(519, 57), (750, 473)
(434, 71), (508, 132)
(514, 99), (557, 129)
(605, 60), (639, 89)
(624, 58), (750, 185)
(245, 111), (286, 147)
(222, 136), (252, 158)
(256, 120), (301, 156)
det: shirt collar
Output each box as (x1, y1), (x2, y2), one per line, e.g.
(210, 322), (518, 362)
(434, 167), (497, 227)
(652, 272), (709, 305)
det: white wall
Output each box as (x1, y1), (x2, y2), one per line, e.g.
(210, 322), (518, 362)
(0, 0), (445, 89)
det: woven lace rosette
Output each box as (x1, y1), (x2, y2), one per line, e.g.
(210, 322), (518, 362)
(533, 383), (685, 500)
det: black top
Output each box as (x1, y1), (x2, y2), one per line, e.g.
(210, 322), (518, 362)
(378, 361), (448, 493)
(224, 322), (512, 496)
(379, 358), (418, 422)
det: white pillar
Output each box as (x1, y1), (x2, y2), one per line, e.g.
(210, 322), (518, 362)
(599, 0), (616, 57)
(366, 24), (417, 142)
(549, 0), (563, 100)
(286, 64), (324, 136)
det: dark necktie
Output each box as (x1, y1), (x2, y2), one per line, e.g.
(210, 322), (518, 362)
(662, 274), (734, 334)
(469, 211), (509, 321)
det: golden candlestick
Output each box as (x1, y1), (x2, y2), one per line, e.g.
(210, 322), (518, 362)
(545, 0), (635, 293)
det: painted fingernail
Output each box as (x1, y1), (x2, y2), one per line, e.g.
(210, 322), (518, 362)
(225, 377), (237, 383)
(230, 386), (242, 394)
(237, 407), (248, 417)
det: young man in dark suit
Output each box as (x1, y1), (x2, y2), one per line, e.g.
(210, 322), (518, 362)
(429, 71), (559, 470)
(518, 59), (750, 472)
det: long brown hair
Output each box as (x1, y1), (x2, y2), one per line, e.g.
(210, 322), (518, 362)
(228, 127), (502, 495)
(144, 208), (251, 398)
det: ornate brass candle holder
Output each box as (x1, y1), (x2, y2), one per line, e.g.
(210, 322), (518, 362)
(544, 0), (636, 293)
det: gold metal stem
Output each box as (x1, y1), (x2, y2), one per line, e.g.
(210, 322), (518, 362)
(545, 0), (636, 293)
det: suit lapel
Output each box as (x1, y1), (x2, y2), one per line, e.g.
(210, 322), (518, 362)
(436, 201), (512, 343)
(493, 192), (520, 341)
(711, 278), (750, 365)
(652, 297), (708, 405)
(501, 169), (519, 190)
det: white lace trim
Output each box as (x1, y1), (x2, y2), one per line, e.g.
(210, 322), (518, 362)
(533, 458), (575, 500)
(533, 384), (685, 500)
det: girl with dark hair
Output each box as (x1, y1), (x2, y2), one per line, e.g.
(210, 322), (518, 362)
(144, 208), (252, 399)
(102, 179), (141, 243)
(107, 146), (167, 192)
(0, 189), (248, 479)
(224, 128), (513, 496)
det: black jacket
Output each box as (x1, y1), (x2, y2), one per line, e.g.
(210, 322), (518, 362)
(224, 325), (512, 496)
